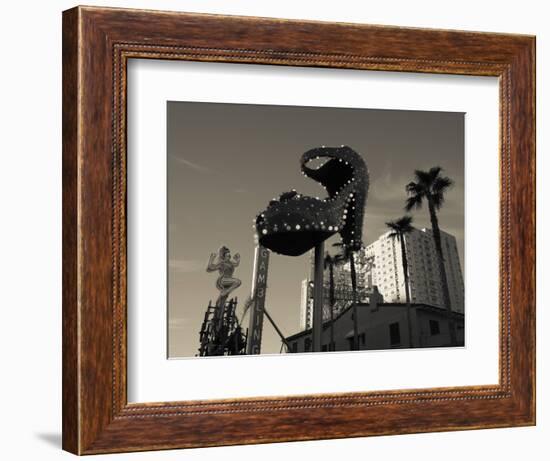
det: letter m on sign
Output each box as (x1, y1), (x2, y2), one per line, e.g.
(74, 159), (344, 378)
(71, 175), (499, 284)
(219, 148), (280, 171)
(246, 246), (270, 354)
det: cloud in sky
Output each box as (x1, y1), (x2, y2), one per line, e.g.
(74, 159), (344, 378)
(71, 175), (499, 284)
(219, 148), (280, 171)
(169, 259), (205, 273)
(169, 155), (213, 173)
(369, 172), (411, 203)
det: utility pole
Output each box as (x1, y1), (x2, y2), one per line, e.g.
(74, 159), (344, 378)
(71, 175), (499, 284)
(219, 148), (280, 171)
(312, 242), (325, 352)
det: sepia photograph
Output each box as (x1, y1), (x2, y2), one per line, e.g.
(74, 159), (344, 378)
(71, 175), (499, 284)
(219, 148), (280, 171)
(54, 4), (537, 455)
(56, 5), (537, 454)
(167, 101), (465, 358)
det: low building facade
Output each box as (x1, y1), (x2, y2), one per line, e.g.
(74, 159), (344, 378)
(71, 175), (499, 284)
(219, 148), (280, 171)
(286, 297), (464, 353)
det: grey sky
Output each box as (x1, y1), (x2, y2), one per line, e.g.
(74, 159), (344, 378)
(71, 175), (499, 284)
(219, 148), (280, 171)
(168, 102), (464, 357)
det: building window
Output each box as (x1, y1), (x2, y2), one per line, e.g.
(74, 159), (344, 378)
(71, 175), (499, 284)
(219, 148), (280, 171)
(429, 320), (440, 335)
(304, 338), (312, 352)
(291, 342), (298, 353)
(389, 322), (401, 345)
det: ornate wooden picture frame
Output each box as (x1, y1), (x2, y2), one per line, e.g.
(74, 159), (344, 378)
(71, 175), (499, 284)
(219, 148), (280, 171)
(62, 6), (535, 455)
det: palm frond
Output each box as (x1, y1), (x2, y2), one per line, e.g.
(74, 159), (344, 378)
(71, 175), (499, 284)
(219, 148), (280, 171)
(395, 215), (413, 230)
(333, 253), (347, 266)
(331, 240), (347, 262)
(405, 194), (423, 211)
(407, 167), (454, 212)
(414, 169), (433, 186)
(385, 220), (399, 231)
(386, 215), (414, 236)
(432, 175), (453, 194)
(431, 192), (445, 209)
(428, 166), (443, 182)
(405, 180), (426, 212)
(405, 181), (424, 195)
(324, 252), (335, 268)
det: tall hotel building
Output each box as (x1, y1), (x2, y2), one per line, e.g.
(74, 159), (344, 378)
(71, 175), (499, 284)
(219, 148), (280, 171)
(299, 227), (464, 330)
(364, 228), (464, 313)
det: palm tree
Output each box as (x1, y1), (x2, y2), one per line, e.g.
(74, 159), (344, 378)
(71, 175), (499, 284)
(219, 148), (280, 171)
(324, 253), (337, 351)
(333, 241), (360, 350)
(386, 215), (414, 348)
(405, 166), (457, 346)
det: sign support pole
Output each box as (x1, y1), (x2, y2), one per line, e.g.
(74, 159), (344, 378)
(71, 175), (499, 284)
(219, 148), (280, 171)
(312, 241), (324, 352)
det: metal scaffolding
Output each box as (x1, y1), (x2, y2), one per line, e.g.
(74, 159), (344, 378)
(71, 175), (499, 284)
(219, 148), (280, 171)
(198, 297), (247, 356)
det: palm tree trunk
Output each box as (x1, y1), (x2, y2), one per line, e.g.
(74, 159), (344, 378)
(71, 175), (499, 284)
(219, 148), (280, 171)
(328, 261), (335, 351)
(427, 199), (457, 346)
(349, 252), (359, 350)
(399, 233), (413, 348)
(399, 234), (411, 305)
